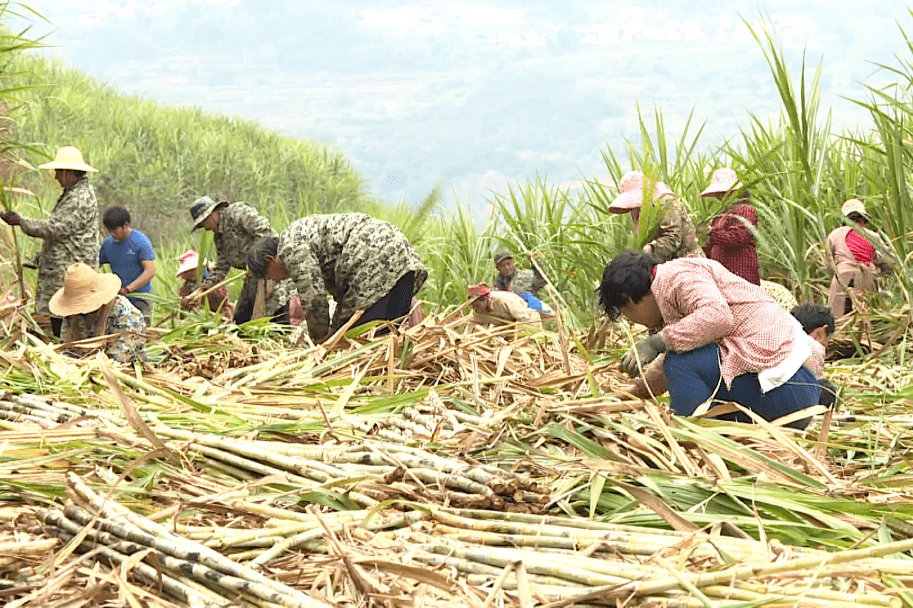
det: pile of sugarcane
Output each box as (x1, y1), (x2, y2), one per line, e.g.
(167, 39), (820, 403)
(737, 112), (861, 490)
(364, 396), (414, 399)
(3, 305), (913, 605)
(27, 472), (913, 608)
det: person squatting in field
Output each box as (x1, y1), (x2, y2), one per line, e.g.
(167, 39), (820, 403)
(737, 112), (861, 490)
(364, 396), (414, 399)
(186, 196), (298, 325)
(247, 213), (427, 343)
(600, 249), (821, 429)
(1, 146), (100, 338)
(790, 302), (839, 407)
(50, 262), (147, 365)
(176, 249), (234, 321)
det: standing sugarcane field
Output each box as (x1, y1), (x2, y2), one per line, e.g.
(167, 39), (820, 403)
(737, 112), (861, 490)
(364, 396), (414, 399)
(6, 3), (913, 608)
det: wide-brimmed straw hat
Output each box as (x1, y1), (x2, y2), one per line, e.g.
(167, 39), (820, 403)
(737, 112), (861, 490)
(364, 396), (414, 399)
(38, 146), (98, 172)
(176, 249), (201, 277)
(48, 263), (121, 317)
(189, 196), (225, 231)
(700, 168), (742, 197)
(841, 198), (870, 220)
(467, 283), (491, 300)
(609, 171), (674, 213)
(493, 250), (513, 265)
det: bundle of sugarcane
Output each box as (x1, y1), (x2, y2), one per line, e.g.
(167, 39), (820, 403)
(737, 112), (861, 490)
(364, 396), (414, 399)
(154, 426), (551, 514)
(37, 472), (333, 608)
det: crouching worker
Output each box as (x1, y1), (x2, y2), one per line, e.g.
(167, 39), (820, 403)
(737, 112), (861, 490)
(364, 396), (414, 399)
(247, 213), (427, 344)
(467, 283), (542, 330)
(49, 263), (148, 364)
(790, 303), (839, 407)
(176, 249), (234, 320)
(599, 250), (820, 429)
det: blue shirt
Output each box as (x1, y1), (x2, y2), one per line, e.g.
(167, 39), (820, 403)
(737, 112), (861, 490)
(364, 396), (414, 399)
(99, 229), (155, 297)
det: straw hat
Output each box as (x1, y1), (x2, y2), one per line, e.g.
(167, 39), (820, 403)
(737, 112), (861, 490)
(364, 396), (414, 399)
(493, 250), (513, 265)
(609, 171), (674, 213)
(841, 198), (870, 220)
(38, 146), (98, 172)
(176, 249), (201, 277)
(48, 263), (121, 317)
(189, 196), (225, 231)
(700, 168), (742, 197)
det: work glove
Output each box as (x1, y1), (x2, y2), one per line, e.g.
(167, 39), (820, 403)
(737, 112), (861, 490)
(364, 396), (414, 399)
(1, 211), (21, 226)
(818, 378), (838, 408)
(620, 332), (666, 377)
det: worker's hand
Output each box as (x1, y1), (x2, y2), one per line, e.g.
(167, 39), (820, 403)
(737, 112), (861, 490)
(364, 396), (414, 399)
(620, 333), (666, 377)
(182, 288), (203, 305)
(1, 211), (21, 226)
(118, 287), (129, 295)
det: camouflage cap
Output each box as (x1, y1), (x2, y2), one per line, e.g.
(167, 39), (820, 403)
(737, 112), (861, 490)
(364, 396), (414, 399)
(493, 250), (514, 265)
(190, 196), (225, 231)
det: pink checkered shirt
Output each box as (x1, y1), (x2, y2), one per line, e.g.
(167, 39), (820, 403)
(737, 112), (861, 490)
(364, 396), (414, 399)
(653, 258), (798, 388)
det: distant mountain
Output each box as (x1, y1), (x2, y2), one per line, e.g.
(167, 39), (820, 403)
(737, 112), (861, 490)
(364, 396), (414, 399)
(11, 0), (911, 211)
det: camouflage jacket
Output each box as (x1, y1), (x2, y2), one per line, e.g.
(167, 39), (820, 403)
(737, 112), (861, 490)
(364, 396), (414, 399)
(19, 177), (99, 317)
(201, 202), (276, 290)
(278, 213), (427, 341)
(494, 264), (547, 296)
(648, 195), (704, 263)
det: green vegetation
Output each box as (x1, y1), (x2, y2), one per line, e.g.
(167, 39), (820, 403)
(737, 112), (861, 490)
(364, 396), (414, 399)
(1, 10), (912, 341)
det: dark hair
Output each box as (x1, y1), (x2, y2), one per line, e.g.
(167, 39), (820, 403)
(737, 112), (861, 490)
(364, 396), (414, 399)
(790, 302), (835, 335)
(102, 206), (131, 230)
(598, 249), (657, 321)
(248, 236), (280, 278)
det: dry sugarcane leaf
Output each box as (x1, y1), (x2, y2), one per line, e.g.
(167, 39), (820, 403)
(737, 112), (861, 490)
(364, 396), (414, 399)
(612, 479), (700, 533)
(96, 354), (172, 457)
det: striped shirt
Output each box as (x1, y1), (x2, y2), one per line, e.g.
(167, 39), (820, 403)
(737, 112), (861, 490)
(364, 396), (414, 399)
(653, 257), (799, 388)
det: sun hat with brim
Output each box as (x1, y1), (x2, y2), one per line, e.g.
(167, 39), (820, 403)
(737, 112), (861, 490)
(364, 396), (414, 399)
(700, 168), (742, 197)
(467, 284), (491, 300)
(608, 171), (674, 213)
(48, 263), (121, 317)
(189, 196), (225, 231)
(493, 250), (514, 265)
(176, 249), (201, 277)
(38, 146), (98, 172)
(841, 198), (870, 220)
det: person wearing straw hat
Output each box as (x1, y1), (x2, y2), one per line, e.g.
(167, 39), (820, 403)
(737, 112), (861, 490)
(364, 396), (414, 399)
(608, 170), (703, 264)
(187, 196), (295, 325)
(176, 249), (234, 320)
(825, 198), (894, 318)
(466, 283), (542, 330)
(247, 213), (427, 343)
(699, 168), (760, 285)
(599, 249), (821, 429)
(1, 146), (100, 338)
(49, 262), (147, 364)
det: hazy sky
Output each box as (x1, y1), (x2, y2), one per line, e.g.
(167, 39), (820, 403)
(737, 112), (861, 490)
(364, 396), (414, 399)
(10, 1), (912, 209)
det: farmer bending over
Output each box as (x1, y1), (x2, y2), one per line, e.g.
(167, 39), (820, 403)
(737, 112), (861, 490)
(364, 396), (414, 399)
(186, 196), (295, 325)
(599, 250), (820, 429)
(467, 283), (542, 330)
(247, 213), (426, 344)
(49, 263), (147, 365)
